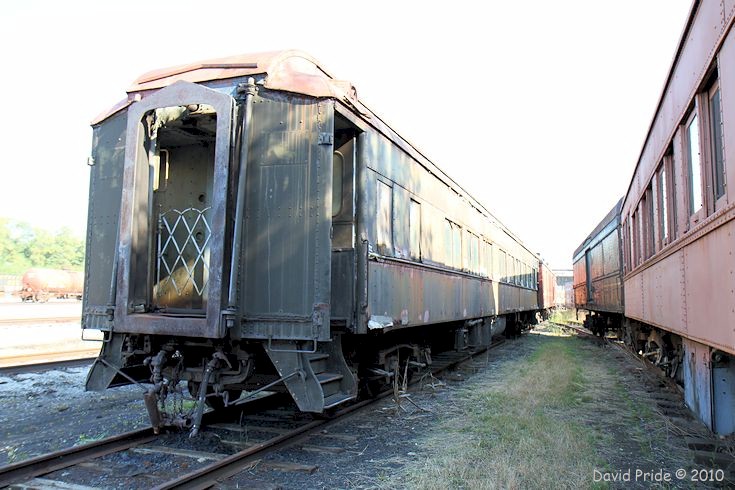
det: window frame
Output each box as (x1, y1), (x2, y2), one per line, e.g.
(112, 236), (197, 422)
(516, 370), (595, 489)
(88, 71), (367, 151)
(409, 199), (421, 261)
(705, 79), (726, 212)
(684, 109), (705, 226)
(376, 179), (394, 255)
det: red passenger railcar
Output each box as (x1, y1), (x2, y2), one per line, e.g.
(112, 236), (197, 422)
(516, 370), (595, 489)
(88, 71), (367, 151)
(537, 261), (557, 318)
(588, 0), (735, 434)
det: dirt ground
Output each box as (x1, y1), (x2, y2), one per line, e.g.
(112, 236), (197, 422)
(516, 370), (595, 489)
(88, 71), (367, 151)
(0, 328), (731, 488)
(0, 362), (147, 466)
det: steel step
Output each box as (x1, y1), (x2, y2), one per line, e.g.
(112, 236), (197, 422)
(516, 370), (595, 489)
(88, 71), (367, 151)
(323, 392), (357, 409)
(316, 373), (343, 384)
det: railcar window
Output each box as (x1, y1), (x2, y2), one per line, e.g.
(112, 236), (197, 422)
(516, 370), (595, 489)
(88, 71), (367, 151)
(444, 219), (462, 269)
(686, 114), (703, 215)
(629, 217), (635, 268)
(332, 151), (344, 217)
(506, 254), (513, 283)
(479, 241), (487, 276)
(487, 243), (493, 279)
(376, 181), (393, 255)
(452, 224), (462, 269)
(499, 250), (507, 282)
(409, 200), (421, 260)
(664, 151), (678, 240)
(646, 186), (654, 258)
(658, 164), (668, 244)
(469, 233), (479, 273)
(709, 84), (725, 201)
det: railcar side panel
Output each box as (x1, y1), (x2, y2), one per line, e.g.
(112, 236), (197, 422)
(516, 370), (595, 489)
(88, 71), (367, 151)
(356, 125), (539, 334)
(572, 258), (587, 307)
(683, 338), (714, 430)
(683, 221), (735, 353)
(82, 110), (127, 331)
(366, 261), (497, 328)
(519, 287), (537, 312)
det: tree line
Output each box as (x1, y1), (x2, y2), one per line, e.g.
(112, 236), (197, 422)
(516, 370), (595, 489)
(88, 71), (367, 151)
(0, 218), (85, 275)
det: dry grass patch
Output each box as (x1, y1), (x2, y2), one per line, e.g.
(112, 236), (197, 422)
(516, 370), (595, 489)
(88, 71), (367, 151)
(399, 337), (604, 489)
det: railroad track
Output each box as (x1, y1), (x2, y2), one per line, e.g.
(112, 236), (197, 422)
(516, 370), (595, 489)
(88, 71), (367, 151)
(548, 320), (735, 479)
(0, 316), (80, 326)
(0, 356), (97, 375)
(0, 340), (505, 489)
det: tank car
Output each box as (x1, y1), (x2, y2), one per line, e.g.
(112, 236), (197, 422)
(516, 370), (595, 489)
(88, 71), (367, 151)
(82, 50), (546, 434)
(20, 268), (83, 302)
(572, 199), (624, 336)
(577, 0), (735, 435)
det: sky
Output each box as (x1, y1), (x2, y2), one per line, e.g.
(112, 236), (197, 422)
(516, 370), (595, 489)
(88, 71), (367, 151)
(0, 0), (693, 270)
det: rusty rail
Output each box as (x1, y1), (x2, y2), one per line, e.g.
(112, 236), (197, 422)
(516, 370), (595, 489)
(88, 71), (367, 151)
(0, 428), (156, 487)
(155, 340), (506, 490)
(0, 356), (96, 375)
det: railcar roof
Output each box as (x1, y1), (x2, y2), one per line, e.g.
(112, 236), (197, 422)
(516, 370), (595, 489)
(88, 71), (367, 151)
(572, 197), (623, 260)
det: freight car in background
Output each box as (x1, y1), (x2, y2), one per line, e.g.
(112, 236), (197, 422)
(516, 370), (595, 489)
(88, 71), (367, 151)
(575, 1), (735, 435)
(82, 50), (551, 435)
(19, 268), (83, 302)
(572, 199), (624, 337)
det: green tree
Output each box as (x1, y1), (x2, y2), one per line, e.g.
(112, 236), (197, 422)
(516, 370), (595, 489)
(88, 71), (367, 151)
(0, 218), (85, 275)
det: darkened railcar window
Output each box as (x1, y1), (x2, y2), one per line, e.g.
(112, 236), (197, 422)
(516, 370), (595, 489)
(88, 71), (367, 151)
(376, 180), (393, 255)
(646, 186), (654, 258)
(332, 151), (344, 216)
(710, 84), (725, 200)
(657, 164), (668, 245)
(664, 151), (678, 239)
(686, 114), (703, 215)
(409, 199), (421, 260)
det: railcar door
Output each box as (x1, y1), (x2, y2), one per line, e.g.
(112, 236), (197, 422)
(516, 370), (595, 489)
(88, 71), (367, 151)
(114, 81), (234, 339)
(239, 94), (334, 343)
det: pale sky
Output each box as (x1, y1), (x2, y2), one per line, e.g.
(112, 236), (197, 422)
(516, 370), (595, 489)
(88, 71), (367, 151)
(0, 0), (692, 269)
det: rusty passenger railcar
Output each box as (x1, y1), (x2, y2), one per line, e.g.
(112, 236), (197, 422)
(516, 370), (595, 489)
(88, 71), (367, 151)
(588, 1), (735, 434)
(537, 261), (557, 318)
(82, 51), (543, 433)
(572, 199), (624, 336)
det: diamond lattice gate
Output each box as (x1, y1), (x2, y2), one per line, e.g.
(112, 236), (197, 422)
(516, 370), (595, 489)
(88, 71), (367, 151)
(155, 207), (212, 311)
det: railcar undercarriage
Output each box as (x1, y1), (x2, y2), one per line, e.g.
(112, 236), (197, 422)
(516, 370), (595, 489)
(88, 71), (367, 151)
(88, 314), (519, 436)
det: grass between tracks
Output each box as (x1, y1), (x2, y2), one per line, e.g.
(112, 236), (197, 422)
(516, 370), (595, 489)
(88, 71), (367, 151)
(400, 332), (605, 489)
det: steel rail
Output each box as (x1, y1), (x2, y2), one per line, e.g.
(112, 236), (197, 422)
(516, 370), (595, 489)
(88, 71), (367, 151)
(0, 428), (157, 488)
(155, 340), (506, 490)
(0, 356), (96, 375)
